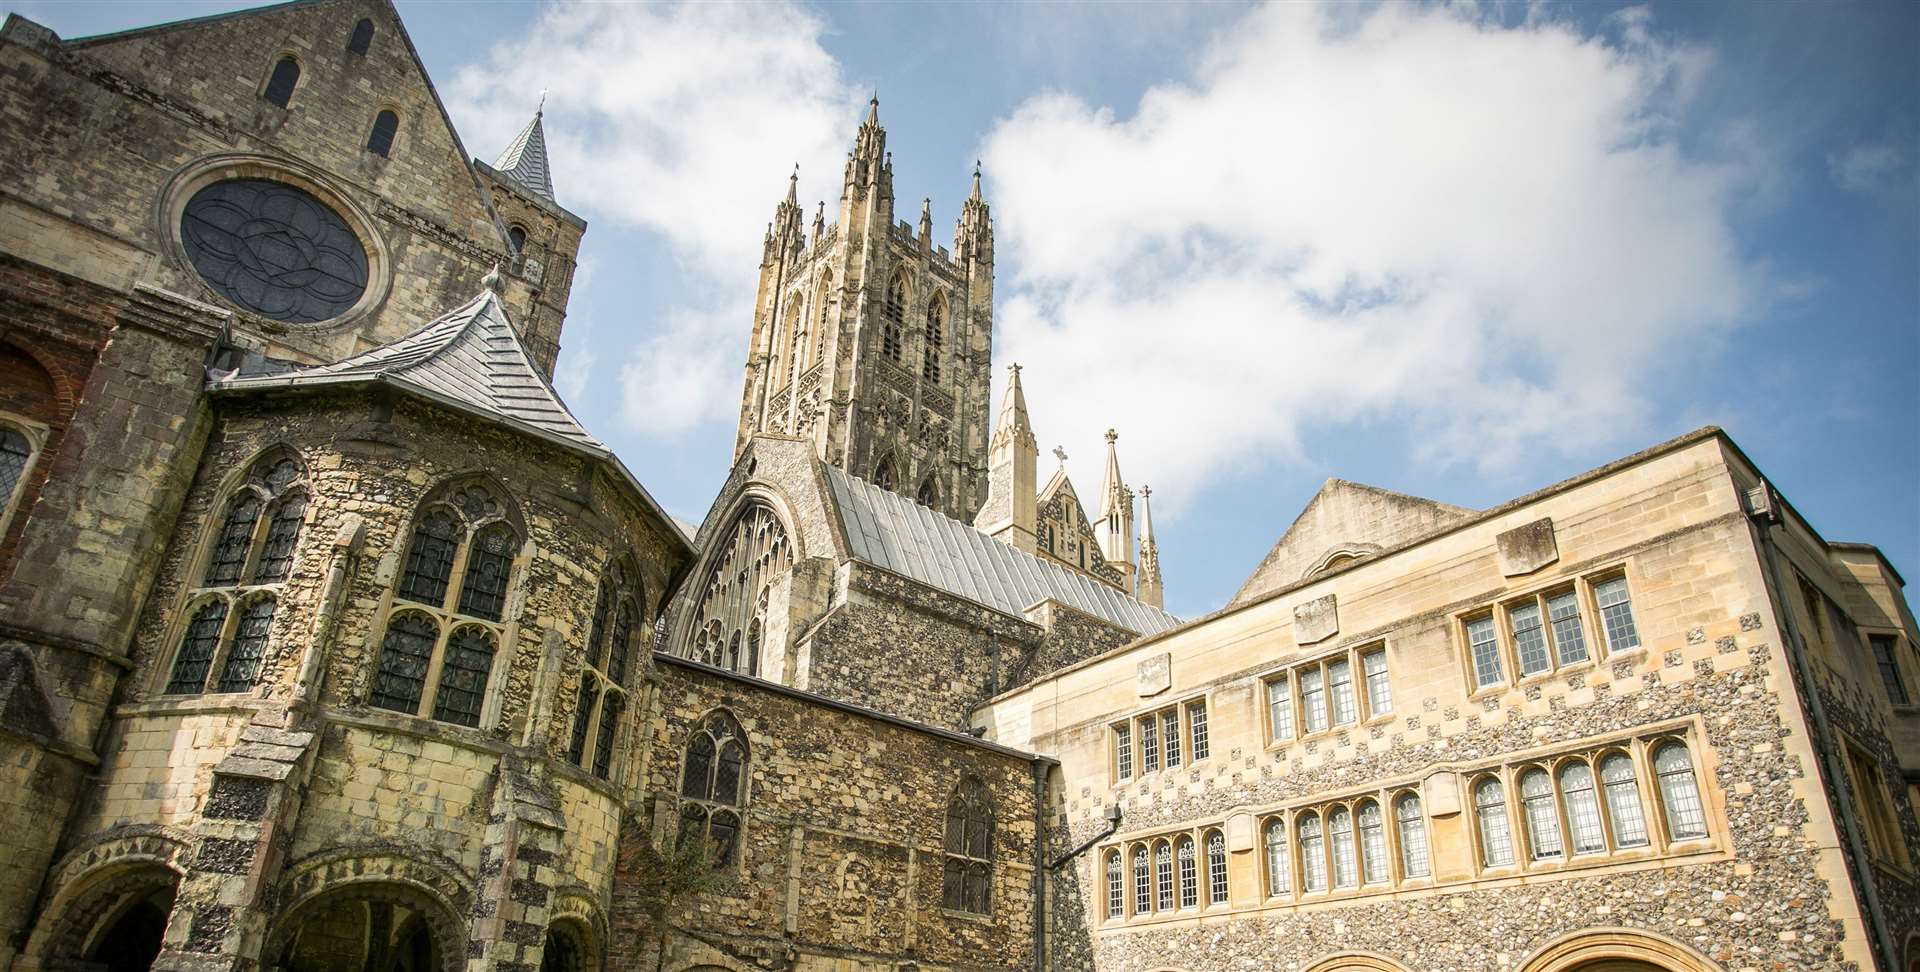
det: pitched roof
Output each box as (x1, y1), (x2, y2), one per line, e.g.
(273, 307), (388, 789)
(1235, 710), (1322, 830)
(492, 111), (555, 202)
(216, 287), (600, 450)
(823, 465), (1180, 638)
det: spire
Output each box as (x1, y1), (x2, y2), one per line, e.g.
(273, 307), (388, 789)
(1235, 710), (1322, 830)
(492, 106), (555, 202)
(970, 160), (983, 202)
(956, 160), (992, 265)
(866, 92), (879, 126)
(918, 197), (933, 243)
(976, 363), (1040, 552)
(786, 163), (799, 205)
(1137, 485), (1164, 609)
(1097, 429), (1135, 573)
(994, 363), (1035, 450)
(1098, 429), (1125, 520)
(813, 199), (825, 241)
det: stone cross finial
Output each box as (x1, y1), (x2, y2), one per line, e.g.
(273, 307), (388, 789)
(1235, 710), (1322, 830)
(1105, 429), (1117, 443)
(1053, 446), (1068, 465)
(1141, 485), (1152, 498)
(1009, 363), (1022, 376)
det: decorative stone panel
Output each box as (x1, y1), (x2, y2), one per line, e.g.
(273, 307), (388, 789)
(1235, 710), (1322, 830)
(1136, 653), (1171, 697)
(1294, 594), (1338, 645)
(1495, 517), (1558, 576)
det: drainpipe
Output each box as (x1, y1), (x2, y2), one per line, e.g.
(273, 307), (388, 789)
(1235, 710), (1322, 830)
(1747, 484), (1898, 971)
(1031, 758), (1047, 972)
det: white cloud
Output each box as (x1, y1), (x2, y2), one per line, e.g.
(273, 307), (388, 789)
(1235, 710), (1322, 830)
(982, 2), (1755, 515)
(1829, 138), (1915, 200)
(447, 2), (860, 430)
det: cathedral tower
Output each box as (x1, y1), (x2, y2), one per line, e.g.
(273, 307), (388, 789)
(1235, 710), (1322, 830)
(734, 99), (994, 520)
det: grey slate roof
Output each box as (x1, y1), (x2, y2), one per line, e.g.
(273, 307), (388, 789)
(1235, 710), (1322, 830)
(493, 111), (555, 202)
(214, 288), (602, 452)
(823, 466), (1180, 638)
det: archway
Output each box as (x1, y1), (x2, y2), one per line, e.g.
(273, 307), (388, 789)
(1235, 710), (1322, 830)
(83, 885), (173, 972)
(1520, 928), (1723, 972)
(268, 883), (463, 972)
(36, 863), (180, 972)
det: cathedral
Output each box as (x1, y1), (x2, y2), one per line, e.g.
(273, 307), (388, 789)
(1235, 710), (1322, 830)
(0, 3), (1913, 972)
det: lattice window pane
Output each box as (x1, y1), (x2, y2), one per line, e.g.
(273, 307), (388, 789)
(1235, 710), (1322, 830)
(1264, 819), (1290, 895)
(370, 613), (436, 715)
(1188, 701), (1210, 761)
(0, 427), (31, 511)
(1300, 667), (1327, 734)
(592, 691), (624, 779)
(714, 740), (744, 806)
(1177, 839), (1196, 908)
(682, 732), (715, 799)
(1267, 677), (1294, 739)
(1872, 635), (1909, 705)
(1475, 779), (1514, 867)
(1299, 815), (1326, 892)
(568, 679), (599, 767)
(165, 600), (228, 695)
(1114, 724), (1133, 781)
(1468, 616), (1504, 687)
(1600, 753), (1649, 848)
(1560, 761), (1607, 854)
(1363, 649), (1392, 715)
(942, 858), (966, 910)
(1520, 769), (1563, 859)
(1132, 847), (1150, 915)
(607, 601), (637, 686)
(1397, 795), (1430, 878)
(251, 494), (306, 583)
(1547, 591), (1588, 665)
(1511, 601), (1550, 676)
(1162, 709), (1181, 767)
(1328, 659), (1357, 726)
(215, 597), (274, 693)
(1207, 832), (1228, 904)
(1154, 843), (1172, 911)
(206, 494), (261, 586)
(585, 585), (610, 670)
(1655, 743), (1707, 839)
(431, 626), (495, 727)
(1329, 807), (1357, 889)
(1139, 716), (1159, 772)
(1358, 802), (1388, 884)
(1105, 853), (1124, 919)
(398, 511), (460, 606)
(1595, 577), (1640, 652)
(458, 525), (514, 621)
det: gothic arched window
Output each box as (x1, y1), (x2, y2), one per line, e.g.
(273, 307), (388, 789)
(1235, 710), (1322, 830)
(679, 711), (747, 868)
(1263, 817), (1290, 896)
(872, 456), (896, 492)
(0, 425), (36, 529)
(370, 480), (520, 726)
(162, 451), (307, 697)
(922, 298), (945, 382)
(367, 110), (399, 157)
(1396, 793), (1430, 878)
(571, 558), (644, 779)
(942, 777), (993, 914)
(882, 273), (907, 362)
(1206, 830), (1228, 904)
(808, 279), (831, 370)
(347, 18), (375, 55)
(263, 57), (300, 107)
(777, 301), (801, 388)
(683, 504), (790, 676)
(916, 474), (938, 510)
(508, 225), (528, 253)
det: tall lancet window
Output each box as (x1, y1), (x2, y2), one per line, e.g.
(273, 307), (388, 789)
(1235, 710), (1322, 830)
(684, 503), (791, 676)
(882, 272), (907, 362)
(922, 297), (945, 382)
(570, 557), (644, 779)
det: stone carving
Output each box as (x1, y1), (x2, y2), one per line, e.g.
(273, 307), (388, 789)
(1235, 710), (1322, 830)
(1137, 652), (1171, 697)
(1293, 593), (1338, 645)
(1494, 517), (1558, 576)
(180, 178), (369, 323)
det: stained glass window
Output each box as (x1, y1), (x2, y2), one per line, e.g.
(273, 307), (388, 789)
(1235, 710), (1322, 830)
(431, 626), (494, 727)
(182, 179), (368, 324)
(398, 510), (460, 606)
(0, 427), (31, 514)
(206, 494), (261, 586)
(252, 493), (305, 583)
(214, 596), (274, 693)
(367, 110), (399, 158)
(263, 58), (300, 107)
(165, 600), (228, 695)
(369, 612), (437, 715)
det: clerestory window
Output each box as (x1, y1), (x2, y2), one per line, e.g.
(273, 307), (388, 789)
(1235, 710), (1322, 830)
(942, 777), (994, 914)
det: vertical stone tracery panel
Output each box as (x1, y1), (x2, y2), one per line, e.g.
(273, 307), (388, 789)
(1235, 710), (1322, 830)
(683, 505), (791, 676)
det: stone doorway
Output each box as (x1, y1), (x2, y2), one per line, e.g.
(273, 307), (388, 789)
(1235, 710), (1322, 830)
(267, 885), (463, 972)
(37, 865), (180, 972)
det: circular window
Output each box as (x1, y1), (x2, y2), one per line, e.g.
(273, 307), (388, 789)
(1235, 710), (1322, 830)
(179, 178), (369, 324)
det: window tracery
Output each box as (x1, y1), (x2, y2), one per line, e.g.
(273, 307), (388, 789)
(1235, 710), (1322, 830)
(942, 777), (993, 914)
(161, 451), (307, 697)
(685, 504), (790, 676)
(923, 298), (944, 382)
(882, 273), (907, 362)
(0, 424), (34, 528)
(570, 558), (644, 779)
(678, 711), (747, 868)
(369, 480), (520, 727)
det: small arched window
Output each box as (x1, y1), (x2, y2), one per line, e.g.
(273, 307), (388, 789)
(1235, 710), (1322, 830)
(1263, 817), (1290, 896)
(943, 777), (994, 913)
(872, 456), (896, 492)
(1356, 800), (1387, 884)
(1600, 752), (1650, 848)
(507, 225), (528, 253)
(1328, 806), (1357, 889)
(1175, 836), (1196, 909)
(0, 425), (34, 523)
(370, 480), (520, 725)
(882, 273), (907, 361)
(922, 298), (945, 382)
(1474, 776), (1515, 867)
(1104, 850), (1124, 920)
(1297, 811), (1326, 892)
(1395, 793), (1429, 878)
(347, 18), (375, 55)
(679, 711), (747, 868)
(1653, 742), (1708, 840)
(1520, 767), (1562, 861)
(367, 110), (399, 157)
(263, 57), (300, 108)
(571, 559), (644, 779)
(164, 451), (306, 697)
(1205, 830), (1228, 904)
(1131, 845), (1150, 916)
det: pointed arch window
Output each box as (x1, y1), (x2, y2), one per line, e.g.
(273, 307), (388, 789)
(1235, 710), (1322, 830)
(1131, 845), (1150, 915)
(0, 424), (36, 527)
(678, 712), (747, 868)
(508, 225), (528, 253)
(922, 298), (945, 381)
(916, 474), (938, 511)
(808, 279), (831, 370)
(369, 480), (519, 726)
(683, 504), (790, 676)
(367, 110), (399, 158)
(163, 452), (307, 697)
(1298, 811), (1326, 892)
(1263, 817), (1290, 896)
(347, 18), (375, 55)
(1474, 776), (1514, 867)
(882, 273), (907, 362)
(1600, 751), (1650, 848)
(1653, 741), (1707, 840)
(571, 558), (644, 779)
(263, 57), (300, 108)
(942, 777), (994, 914)
(1520, 768), (1562, 861)
(872, 456), (896, 492)
(1205, 830), (1228, 904)
(1175, 836), (1196, 908)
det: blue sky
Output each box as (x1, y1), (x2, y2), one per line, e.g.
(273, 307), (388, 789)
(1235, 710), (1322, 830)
(23, 1), (1918, 619)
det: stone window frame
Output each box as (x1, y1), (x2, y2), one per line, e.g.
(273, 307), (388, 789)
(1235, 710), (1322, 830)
(682, 499), (793, 676)
(366, 107), (401, 159)
(1109, 690), (1212, 785)
(1840, 734), (1913, 871)
(0, 411), (49, 543)
(1106, 820), (1233, 924)
(1454, 564), (1642, 698)
(568, 556), (647, 782)
(940, 775), (995, 916)
(259, 51), (304, 108)
(1260, 641), (1392, 751)
(364, 478), (525, 730)
(154, 448), (310, 698)
(921, 291), (948, 383)
(1866, 630), (1919, 709)
(677, 709), (750, 873)
(881, 270), (910, 363)
(772, 298), (803, 393)
(1101, 849), (1125, 922)
(1258, 789), (1423, 905)
(347, 18), (376, 56)
(1464, 730), (1717, 880)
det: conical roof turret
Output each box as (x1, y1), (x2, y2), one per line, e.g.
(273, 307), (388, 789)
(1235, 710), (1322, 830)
(991, 363), (1036, 451)
(492, 107), (555, 202)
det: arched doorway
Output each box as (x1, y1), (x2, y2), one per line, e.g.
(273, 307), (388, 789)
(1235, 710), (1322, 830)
(36, 864), (180, 972)
(82, 886), (173, 972)
(540, 918), (594, 972)
(1520, 928), (1722, 972)
(268, 884), (462, 972)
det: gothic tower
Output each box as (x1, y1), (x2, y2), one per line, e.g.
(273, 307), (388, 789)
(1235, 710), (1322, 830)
(734, 98), (995, 520)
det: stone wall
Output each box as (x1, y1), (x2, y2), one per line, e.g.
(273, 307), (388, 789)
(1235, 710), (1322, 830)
(614, 657), (1043, 972)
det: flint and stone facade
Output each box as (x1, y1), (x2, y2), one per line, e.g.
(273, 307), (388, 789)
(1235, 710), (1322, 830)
(0, 2), (1915, 972)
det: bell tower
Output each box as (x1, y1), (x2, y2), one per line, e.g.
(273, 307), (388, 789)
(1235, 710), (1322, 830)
(734, 98), (994, 521)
